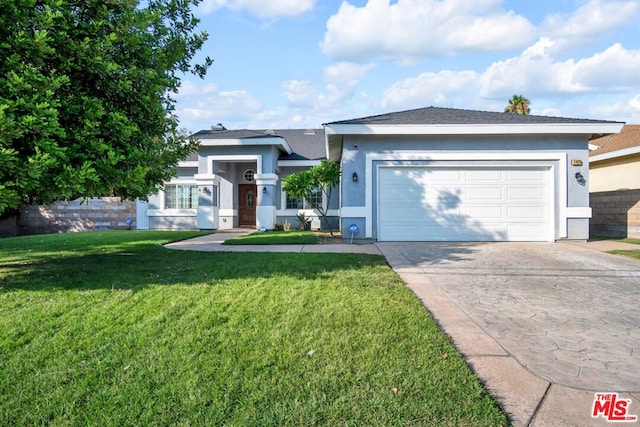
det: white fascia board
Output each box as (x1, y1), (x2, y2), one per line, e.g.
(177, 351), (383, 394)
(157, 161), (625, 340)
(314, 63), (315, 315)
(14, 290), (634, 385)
(199, 136), (293, 154)
(277, 160), (322, 167)
(178, 161), (198, 167)
(325, 123), (624, 136)
(589, 145), (640, 163)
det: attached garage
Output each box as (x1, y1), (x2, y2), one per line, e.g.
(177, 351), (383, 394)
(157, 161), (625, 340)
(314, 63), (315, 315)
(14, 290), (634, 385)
(378, 167), (551, 241)
(324, 106), (624, 242)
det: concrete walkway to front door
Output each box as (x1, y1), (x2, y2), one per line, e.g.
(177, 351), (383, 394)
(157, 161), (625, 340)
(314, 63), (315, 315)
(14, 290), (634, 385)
(377, 241), (640, 427)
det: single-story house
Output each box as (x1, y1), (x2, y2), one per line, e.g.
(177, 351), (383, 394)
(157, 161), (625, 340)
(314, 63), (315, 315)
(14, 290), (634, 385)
(138, 107), (623, 242)
(588, 125), (640, 238)
(137, 127), (338, 232)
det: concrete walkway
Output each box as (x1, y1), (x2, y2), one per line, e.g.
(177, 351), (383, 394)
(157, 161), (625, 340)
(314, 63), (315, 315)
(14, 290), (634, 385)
(166, 233), (640, 426)
(164, 230), (382, 255)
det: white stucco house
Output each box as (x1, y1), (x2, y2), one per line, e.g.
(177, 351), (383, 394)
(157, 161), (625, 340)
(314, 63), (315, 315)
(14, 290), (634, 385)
(137, 107), (623, 242)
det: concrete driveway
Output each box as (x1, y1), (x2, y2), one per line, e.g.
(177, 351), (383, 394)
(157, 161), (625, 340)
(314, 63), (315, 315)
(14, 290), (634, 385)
(377, 241), (640, 426)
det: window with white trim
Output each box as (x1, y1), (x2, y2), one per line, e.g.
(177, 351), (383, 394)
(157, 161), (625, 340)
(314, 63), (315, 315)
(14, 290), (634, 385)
(306, 187), (322, 208)
(286, 194), (303, 209)
(164, 184), (198, 209)
(284, 187), (322, 210)
(243, 169), (256, 183)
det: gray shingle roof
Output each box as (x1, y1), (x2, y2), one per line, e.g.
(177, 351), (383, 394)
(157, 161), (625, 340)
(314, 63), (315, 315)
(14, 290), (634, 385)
(325, 106), (621, 125)
(191, 128), (326, 161)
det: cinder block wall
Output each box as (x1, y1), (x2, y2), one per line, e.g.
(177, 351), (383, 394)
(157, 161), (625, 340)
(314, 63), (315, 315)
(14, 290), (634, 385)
(18, 197), (136, 235)
(590, 189), (640, 239)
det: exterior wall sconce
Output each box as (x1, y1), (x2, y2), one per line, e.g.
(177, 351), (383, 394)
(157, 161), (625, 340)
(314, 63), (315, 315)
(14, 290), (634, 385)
(352, 172), (358, 182)
(262, 186), (267, 194)
(575, 172), (586, 186)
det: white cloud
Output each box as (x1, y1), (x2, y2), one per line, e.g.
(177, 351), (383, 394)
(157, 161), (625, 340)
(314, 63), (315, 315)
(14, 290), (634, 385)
(573, 43), (640, 91)
(281, 80), (319, 107)
(320, 0), (536, 62)
(199, 0), (316, 18)
(324, 62), (374, 101)
(176, 88), (263, 131)
(587, 93), (640, 123)
(541, 0), (639, 52)
(381, 70), (479, 109)
(479, 39), (640, 98)
(175, 81), (218, 99)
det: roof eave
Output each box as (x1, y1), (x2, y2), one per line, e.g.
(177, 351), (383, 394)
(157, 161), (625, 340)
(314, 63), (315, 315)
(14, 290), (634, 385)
(198, 136), (293, 155)
(590, 145), (640, 163)
(324, 123), (625, 136)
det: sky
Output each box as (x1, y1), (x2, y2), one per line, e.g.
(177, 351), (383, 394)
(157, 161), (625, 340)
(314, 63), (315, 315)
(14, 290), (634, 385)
(173, 0), (640, 132)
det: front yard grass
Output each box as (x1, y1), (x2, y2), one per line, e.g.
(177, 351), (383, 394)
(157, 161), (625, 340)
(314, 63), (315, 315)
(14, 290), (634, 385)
(223, 230), (319, 245)
(0, 231), (508, 426)
(606, 238), (640, 260)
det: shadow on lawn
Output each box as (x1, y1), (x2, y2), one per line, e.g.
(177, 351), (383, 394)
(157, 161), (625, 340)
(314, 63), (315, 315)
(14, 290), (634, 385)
(0, 245), (386, 292)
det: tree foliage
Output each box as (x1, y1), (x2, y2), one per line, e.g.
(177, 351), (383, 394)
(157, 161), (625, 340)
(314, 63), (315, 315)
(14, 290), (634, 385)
(282, 160), (341, 236)
(504, 94), (531, 114)
(0, 0), (212, 215)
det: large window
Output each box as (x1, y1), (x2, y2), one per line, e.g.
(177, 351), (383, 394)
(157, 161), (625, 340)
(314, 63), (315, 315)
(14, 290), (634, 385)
(285, 187), (322, 210)
(286, 194), (303, 209)
(164, 184), (198, 209)
(306, 187), (322, 208)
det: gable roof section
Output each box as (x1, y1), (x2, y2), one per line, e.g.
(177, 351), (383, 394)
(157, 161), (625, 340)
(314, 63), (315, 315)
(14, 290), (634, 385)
(324, 106), (624, 162)
(325, 106), (619, 126)
(191, 128), (325, 161)
(589, 125), (640, 162)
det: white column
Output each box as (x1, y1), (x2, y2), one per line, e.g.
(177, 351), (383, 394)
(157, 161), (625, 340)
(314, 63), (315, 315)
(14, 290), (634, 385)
(255, 173), (278, 230)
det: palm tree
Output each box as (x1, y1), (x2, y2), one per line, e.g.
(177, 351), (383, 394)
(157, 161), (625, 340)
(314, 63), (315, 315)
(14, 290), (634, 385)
(504, 95), (531, 114)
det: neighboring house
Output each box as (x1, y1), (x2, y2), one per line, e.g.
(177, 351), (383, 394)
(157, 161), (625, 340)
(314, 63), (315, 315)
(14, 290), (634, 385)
(140, 107), (623, 242)
(589, 125), (640, 192)
(588, 125), (640, 238)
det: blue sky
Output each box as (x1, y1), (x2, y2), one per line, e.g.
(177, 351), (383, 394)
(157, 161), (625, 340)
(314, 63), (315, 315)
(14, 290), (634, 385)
(174, 0), (640, 132)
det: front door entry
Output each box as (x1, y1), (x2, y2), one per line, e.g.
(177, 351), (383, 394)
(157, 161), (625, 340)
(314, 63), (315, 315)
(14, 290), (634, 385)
(238, 184), (257, 227)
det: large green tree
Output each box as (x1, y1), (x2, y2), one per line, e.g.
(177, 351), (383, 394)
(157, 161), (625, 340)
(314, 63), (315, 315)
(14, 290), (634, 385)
(504, 94), (531, 114)
(282, 160), (341, 236)
(0, 0), (212, 215)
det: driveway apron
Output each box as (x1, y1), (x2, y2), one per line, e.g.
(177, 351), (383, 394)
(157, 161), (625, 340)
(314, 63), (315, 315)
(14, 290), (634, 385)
(377, 241), (640, 426)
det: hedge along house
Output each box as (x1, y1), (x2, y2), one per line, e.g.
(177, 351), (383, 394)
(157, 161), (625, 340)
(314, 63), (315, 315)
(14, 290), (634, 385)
(139, 127), (339, 231)
(324, 107), (623, 242)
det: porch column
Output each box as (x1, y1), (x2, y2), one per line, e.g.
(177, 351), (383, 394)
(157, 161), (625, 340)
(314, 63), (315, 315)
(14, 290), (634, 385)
(194, 174), (220, 230)
(254, 173), (278, 230)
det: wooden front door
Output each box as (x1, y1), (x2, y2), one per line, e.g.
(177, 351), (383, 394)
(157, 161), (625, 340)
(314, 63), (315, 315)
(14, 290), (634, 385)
(238, 184), (257, 227)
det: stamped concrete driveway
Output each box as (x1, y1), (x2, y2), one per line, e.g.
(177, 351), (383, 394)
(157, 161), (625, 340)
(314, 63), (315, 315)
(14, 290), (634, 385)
(384, 242), (640, 392)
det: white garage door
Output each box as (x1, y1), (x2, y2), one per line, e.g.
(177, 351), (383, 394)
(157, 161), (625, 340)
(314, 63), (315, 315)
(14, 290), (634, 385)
(378, 167), (550, 242)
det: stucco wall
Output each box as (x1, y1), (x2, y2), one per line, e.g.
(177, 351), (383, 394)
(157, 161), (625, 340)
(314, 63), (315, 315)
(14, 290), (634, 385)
(17, 197), (136, 235)
(339, 134), (590, 241)
(589, 156), (640, 192)
(590, 189), (640, 238)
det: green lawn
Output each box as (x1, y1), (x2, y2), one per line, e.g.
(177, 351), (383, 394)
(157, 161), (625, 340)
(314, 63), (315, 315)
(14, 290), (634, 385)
(223, 230), (320, 245)
(607, 238), (640, 259)
(0, 231), (508, 426)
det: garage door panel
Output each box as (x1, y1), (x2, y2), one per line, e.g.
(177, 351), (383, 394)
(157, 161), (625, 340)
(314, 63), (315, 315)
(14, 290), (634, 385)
(507, 206), (546, 220)
(464, 206), (505, 219)
(466, 169), (502, 181)
(379, 167), (550, 242)
(428, 169), (463, 182)
(506, 169), (546, 182)
(508, 187), (545, 200)
(467, 187), (503, 201)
